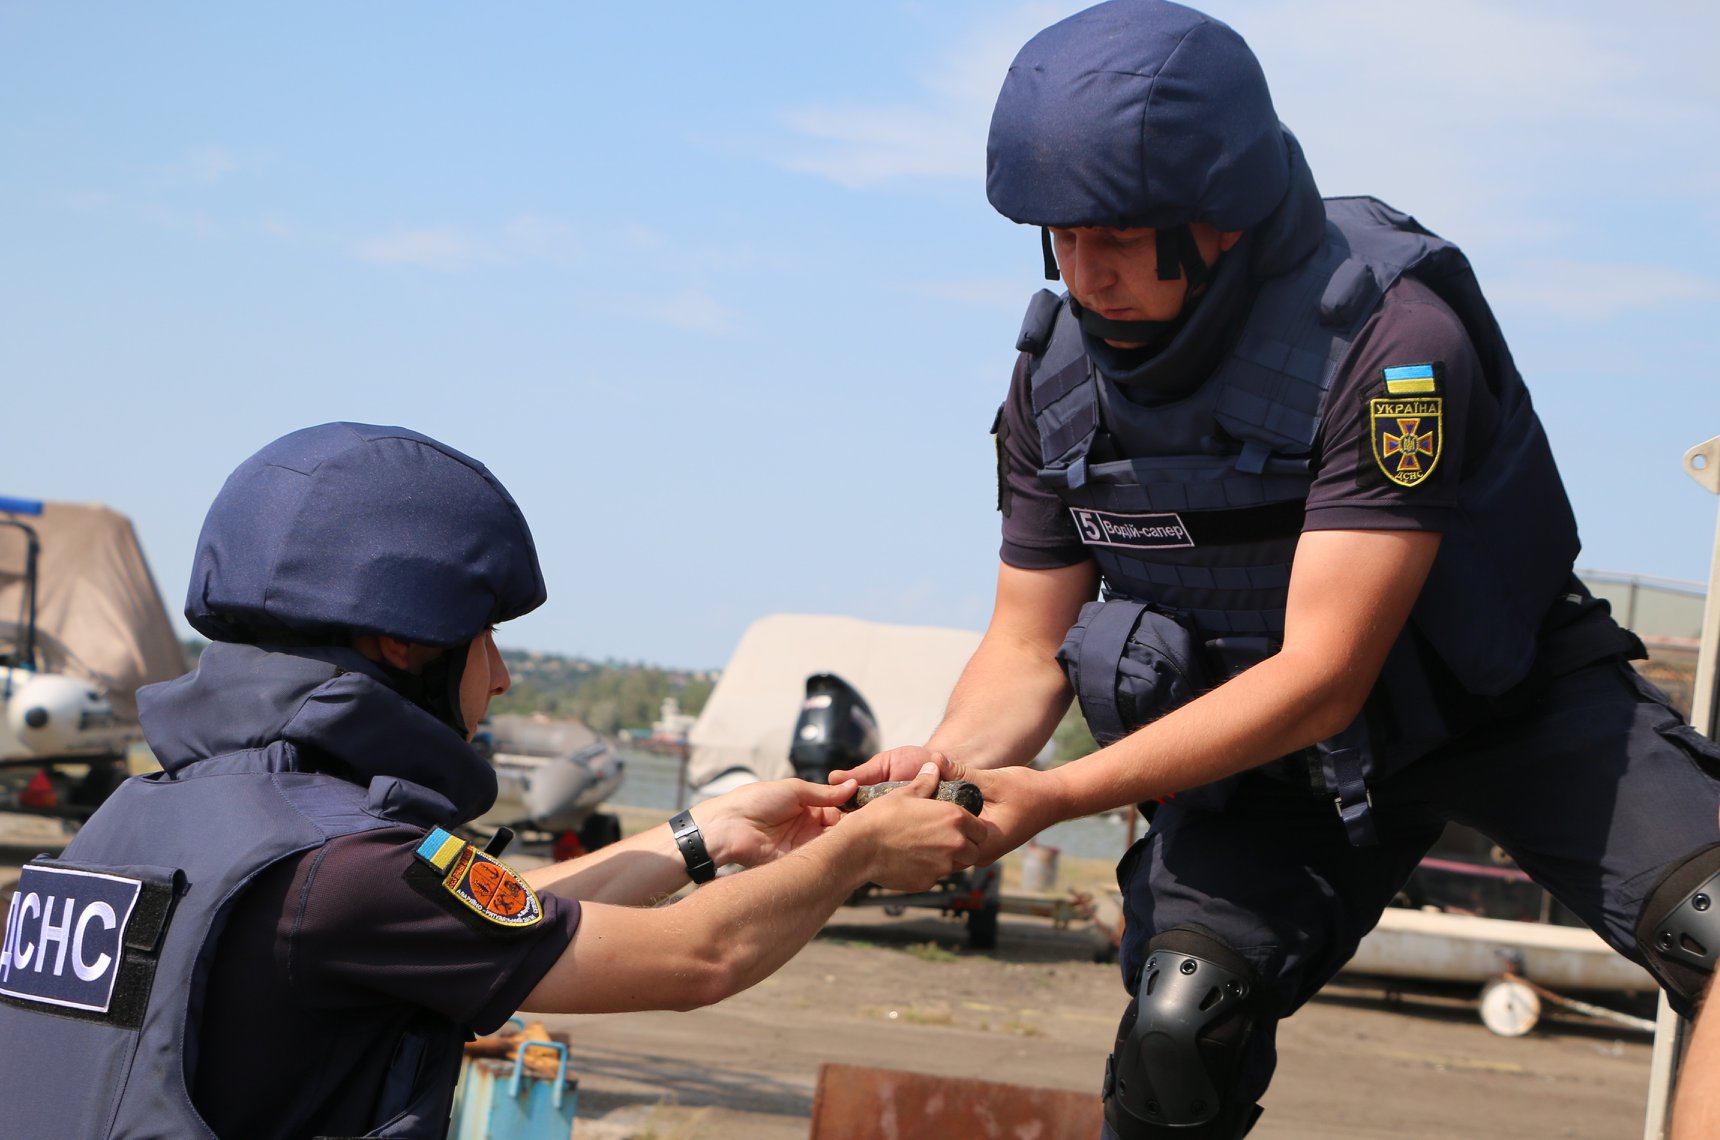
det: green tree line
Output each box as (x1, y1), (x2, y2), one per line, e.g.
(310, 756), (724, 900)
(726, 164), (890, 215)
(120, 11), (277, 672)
(489, 653), (714, 737)
(185, 640), (714, 739)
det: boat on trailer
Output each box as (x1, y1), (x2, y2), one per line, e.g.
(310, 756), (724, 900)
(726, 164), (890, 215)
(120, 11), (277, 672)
(469, 713), (626, 855)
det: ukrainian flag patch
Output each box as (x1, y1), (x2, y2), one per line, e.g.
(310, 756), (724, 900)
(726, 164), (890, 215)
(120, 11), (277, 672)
(412, 827), (543, 929)
(1381, 362), (1441, 395)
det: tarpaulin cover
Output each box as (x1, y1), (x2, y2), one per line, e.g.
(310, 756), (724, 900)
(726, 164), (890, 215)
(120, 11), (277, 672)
(0, 502), (186, 718)
(688, 614), (983, 787)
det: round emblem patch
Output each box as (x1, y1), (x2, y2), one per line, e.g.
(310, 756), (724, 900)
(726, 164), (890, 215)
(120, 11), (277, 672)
(467, 860), (531, 918)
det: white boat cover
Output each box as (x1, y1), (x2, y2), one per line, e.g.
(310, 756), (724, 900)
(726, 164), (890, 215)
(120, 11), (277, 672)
(0, 502), (186, 718)
(688, 613), (983, 786)
(1347, 906), (1656, 993)
(485, 712), (608, 759)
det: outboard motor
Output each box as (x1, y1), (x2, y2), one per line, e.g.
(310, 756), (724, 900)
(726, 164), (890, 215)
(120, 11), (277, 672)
(788, 673), (880, 783)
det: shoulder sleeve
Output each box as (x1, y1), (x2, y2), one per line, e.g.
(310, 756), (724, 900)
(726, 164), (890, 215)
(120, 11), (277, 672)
(1304, 276), (1499, 533)
(282, 828), (581, 1034)
(998, 352), (1093, 569)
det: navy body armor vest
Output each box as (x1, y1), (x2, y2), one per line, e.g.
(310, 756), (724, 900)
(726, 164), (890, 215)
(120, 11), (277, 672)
(1024, 197), (1581, 840)
(0, 647), (479, 1139)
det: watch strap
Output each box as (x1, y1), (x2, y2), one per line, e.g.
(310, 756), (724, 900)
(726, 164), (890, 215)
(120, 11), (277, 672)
(669, 809), (716, 884)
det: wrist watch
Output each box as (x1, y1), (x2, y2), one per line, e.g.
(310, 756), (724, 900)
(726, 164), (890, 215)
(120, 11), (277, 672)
(669, 810), (716, 884)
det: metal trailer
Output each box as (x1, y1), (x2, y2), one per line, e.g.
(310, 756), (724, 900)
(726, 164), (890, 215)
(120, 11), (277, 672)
(842, 863), (1005, 949)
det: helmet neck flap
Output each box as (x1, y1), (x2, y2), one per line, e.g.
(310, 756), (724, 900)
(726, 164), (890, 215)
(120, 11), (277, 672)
(377, 638), (474, 738)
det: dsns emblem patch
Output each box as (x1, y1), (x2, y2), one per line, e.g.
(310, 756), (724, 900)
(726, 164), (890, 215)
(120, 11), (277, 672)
(1369, 364), (1443, 488)
(414, 828), (543, 929)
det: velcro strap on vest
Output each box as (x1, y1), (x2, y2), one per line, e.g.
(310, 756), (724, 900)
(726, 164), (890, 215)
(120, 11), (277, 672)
(1236, 440), (1272, 475)
(1316, 719), (1378, 847)
(1029, 356), (1089, 416)
(1065, 457), (1088, 491)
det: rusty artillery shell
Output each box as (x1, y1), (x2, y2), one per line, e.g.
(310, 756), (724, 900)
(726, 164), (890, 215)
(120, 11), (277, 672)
(842, 779), (983, 816)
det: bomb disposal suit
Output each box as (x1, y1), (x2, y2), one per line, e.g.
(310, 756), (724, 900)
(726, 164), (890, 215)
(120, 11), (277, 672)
(980, 3), (1720, 1137)
(0, 424), (577, 1139)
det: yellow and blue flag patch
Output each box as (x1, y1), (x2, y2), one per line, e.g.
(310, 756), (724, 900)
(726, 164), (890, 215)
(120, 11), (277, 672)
(1380, 362), (1441, 395)
(413, 827), (544, 929)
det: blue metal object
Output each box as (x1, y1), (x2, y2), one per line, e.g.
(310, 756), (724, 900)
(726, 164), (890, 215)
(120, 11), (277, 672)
(508, 1041), (570, 1110)
(0, 497), (44, 516)
(449, 1039), (579, 1140)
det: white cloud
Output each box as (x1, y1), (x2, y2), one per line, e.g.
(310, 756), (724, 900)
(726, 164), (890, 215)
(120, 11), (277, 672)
(147, 207), (215, 236)
(769, 0), (1719, 296)
(502, 214), (580, 260)
(650, 290), (732, 335)
(778, 106), (976, 187)
(908, 277), (1031, 311)
(1485, 260), (1720, 321)
(154, 147), (252, 187)
(353, 215), (584, 268)
(184, 147), (240, 184)
(64, 188), (215, 235)
(356, 228), (493, 268)
(260, 215), (310, 242)
(66, 190), (115, 211)
(1229, 0), (1720, 236)
(620, 224), (668, 249)
(771, 2), (1084, 189)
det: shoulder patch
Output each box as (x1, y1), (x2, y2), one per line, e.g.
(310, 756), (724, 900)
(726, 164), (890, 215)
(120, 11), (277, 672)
(412, 827), (543, 930)
(1380, 362), (1442, 395)
(1367, 363), (1444, 487)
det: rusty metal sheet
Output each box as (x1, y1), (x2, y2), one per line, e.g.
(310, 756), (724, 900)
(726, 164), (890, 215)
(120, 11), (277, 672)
(809, 1061), (1104, 1139)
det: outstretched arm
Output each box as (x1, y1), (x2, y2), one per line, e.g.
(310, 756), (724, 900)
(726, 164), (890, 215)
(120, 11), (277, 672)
(519, 765), (985, 1015)
(523, 778), (855, 906)
(963, 527), (1440, 861)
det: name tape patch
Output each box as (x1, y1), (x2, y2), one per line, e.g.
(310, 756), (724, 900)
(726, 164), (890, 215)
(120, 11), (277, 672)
(1070, 508), (1194, 550)
(1, 864), (142, 1013)
(414, 827), (543, 929)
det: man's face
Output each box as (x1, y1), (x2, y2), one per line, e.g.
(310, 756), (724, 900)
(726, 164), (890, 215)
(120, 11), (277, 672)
(458, 628), (510, 740)
(1048, 222), (1240, 347)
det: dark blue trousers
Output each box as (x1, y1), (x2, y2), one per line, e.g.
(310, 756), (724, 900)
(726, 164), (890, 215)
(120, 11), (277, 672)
(1114, 657), (1720, 1122)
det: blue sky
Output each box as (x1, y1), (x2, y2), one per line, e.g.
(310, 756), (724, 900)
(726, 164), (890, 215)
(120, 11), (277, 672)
(4, 1), (1717, 668)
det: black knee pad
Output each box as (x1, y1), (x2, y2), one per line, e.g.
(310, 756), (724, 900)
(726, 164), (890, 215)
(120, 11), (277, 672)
(1637, 843), (1720, 1012)
(1102, 925), (1264, 1139)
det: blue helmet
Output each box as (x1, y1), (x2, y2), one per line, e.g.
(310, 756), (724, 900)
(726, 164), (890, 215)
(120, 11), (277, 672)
(987, 0), (1290, 234)
(185, 422), (547, 647)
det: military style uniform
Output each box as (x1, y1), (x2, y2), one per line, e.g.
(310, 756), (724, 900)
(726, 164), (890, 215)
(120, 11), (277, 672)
(979, 2), (1720, 1133)
(0, 423), (562, 1140)
(995, 197), (1720, 1112)
(0, 643), (578, 1140)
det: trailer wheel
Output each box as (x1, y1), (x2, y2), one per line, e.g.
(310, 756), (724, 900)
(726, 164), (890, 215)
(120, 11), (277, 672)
(967, 904), (999, 951)
(1479, 976), (1540, 1037)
